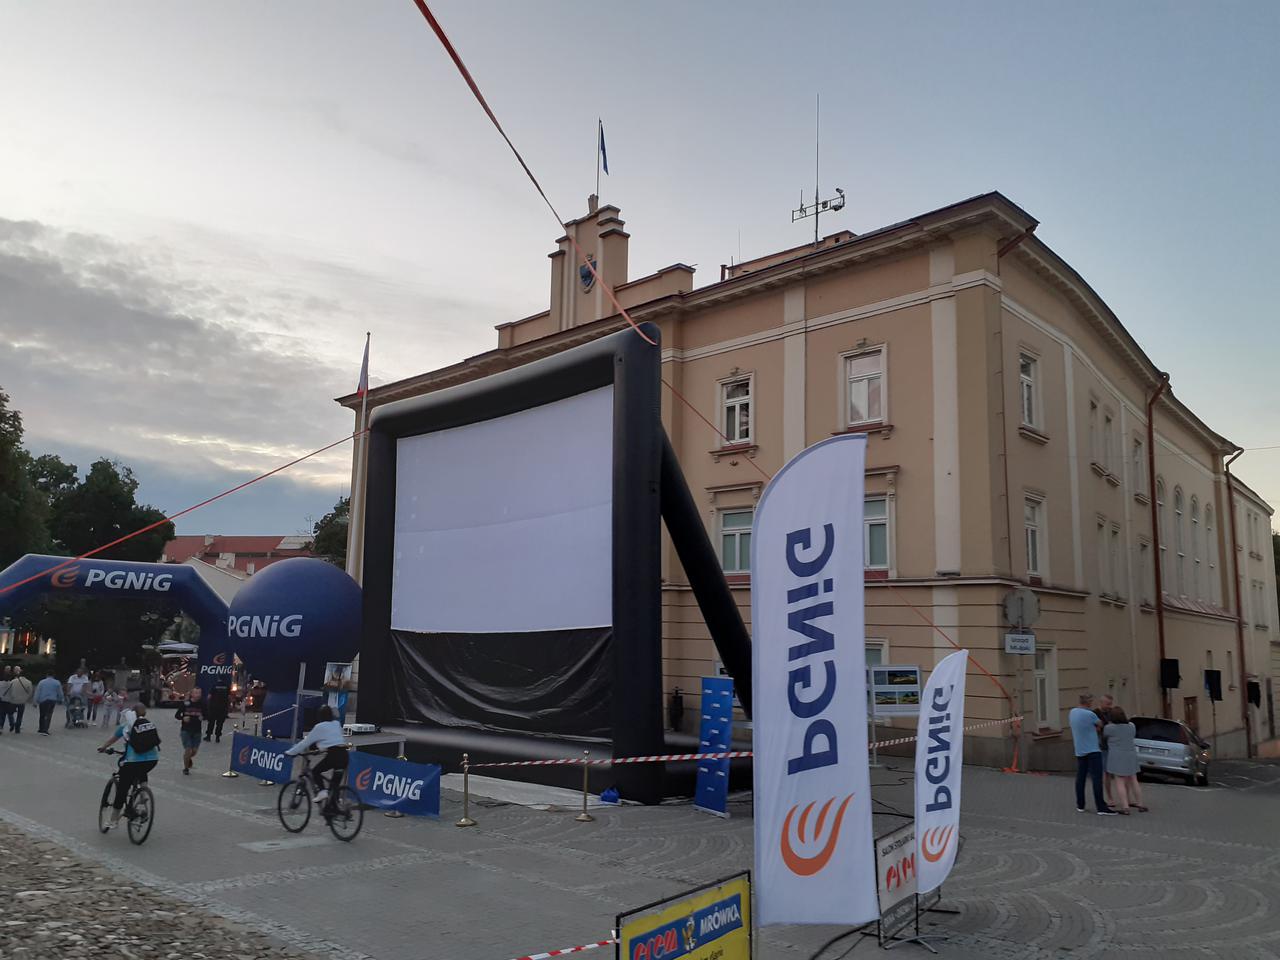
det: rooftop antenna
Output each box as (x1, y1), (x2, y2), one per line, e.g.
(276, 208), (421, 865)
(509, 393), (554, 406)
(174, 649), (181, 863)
(791, 93), (845, 246)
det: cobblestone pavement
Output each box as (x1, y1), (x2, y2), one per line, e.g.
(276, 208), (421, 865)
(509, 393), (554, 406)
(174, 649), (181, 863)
(0, 820), (318, 960)
(0, 725), (1277, 960)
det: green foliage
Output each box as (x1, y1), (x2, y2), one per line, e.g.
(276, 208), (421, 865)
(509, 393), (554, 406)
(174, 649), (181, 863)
(311, 496), (350, 568)
(46, 459), (173, 561)
(0, 390), (52, 567)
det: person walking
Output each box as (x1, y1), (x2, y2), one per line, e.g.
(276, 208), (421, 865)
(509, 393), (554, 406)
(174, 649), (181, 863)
(34, 672), (64, 736)
(1103, 706), (1147, 814)
(66, 665), (91, 728)
(1069, 692), (1118, 815)
(0, 667), (10, 734)
(5, 667), (33, 733)
(87, 672), (106, 724)
(175, 686), (205, 775)
(204, 681), (229, 743)
(100, 688), (123, 729)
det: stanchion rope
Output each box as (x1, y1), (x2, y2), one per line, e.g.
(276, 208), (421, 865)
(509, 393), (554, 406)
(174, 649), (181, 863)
(506, 938), (617, 960)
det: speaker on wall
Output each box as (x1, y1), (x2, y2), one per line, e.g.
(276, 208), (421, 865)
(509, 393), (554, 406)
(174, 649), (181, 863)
(1204, 669), (1223, 702)
(1160, 658), (1181, 689)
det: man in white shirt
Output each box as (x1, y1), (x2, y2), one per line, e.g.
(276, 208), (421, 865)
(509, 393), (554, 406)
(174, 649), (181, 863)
(66, 665), (91, 728)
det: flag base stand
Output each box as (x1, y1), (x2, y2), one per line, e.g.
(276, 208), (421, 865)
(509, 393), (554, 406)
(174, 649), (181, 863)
(221, 770), (239, 778)
(384, 810), (405, 819)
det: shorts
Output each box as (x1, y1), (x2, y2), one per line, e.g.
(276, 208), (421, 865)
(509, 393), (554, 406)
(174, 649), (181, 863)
(180, 729), (202, 751)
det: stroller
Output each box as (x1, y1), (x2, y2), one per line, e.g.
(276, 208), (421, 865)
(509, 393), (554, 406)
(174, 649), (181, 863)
(66, 695), (88, 728)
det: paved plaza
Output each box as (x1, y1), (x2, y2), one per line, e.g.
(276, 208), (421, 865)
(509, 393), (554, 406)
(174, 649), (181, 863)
(1, 723), (1278, 960)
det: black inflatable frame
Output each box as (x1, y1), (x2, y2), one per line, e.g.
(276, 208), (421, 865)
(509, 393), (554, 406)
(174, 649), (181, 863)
(359, 323), (751, 801)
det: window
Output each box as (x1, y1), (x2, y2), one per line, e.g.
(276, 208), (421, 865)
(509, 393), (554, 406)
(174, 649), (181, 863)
(1096, 519), (1109, 595)
(1156, 479), (1167, 571)
(846, 350), (884, 425)
(1110, 525), (1122, 599)
(720, 377), (751, 445)
(865, 497), (889, 570)
(1190, 497), (1201, 600)
(1025, 497), (1043, 578)
(1089, 400), (1100, 465)
(1206, 507), (1219, 605)
(1206, 650), (1214, 671)
(1103, 412), (1115, 472)
(1174, 488), (1186, 596)
(1132, 437), (1146, 497)
(865, 639), (888, 668)
(1138, 540), (1153, 605)
(1033, 646), (1059, 730)
(1255, 581), (1270, 627)
(1226, 650), (1234, 687)
(719, 509), (753, 574)
(1019, 354), (1038, 427)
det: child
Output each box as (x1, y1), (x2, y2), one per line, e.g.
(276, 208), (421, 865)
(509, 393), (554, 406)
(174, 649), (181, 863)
(100, 688), (122, 729)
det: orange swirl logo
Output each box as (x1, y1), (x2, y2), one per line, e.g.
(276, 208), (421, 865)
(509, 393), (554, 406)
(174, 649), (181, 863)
(212, 652), (227, 665)
(780, 794), (854, 876)
(238, 746), (252, 765)
(50, 566), (79, 588)
(920, 825), (955, 863)
(354, 767), (373, 791)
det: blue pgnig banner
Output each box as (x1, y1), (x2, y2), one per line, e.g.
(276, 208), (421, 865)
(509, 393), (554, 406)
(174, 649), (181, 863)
(229, 732), (294, 784)
(346, 750), (441, 817)
(695, 677), (734, 818)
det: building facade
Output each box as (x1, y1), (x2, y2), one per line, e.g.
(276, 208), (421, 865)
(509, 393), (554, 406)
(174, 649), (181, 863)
(339, 192), (1278, 767)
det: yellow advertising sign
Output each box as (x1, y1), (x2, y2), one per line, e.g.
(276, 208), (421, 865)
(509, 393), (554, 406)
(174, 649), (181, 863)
(617, 872), (751, 960)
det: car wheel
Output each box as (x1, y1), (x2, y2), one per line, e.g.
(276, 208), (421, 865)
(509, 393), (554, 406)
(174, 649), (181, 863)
(1196, 769), (1210, 787)
(1183, 772), (1198, 786)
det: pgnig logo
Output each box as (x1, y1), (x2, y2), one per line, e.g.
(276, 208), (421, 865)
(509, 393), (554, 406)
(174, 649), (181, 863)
(920, 825), (955, 863)
(354, 767), (373, 791)
(238, 745), (252, 766)
(50, 566), (80, 588)
(780, 794), (854, 876)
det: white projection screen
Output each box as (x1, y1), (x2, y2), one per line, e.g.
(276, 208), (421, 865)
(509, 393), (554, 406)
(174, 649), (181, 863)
(390, 385), (614, 634)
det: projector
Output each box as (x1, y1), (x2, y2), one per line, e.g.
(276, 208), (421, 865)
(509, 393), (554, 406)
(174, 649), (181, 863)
(343, 723), (378, 735)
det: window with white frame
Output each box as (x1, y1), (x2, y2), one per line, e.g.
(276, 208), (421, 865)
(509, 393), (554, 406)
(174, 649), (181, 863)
(1019, 354), (1038, 428)
(1103, 411), (1115, 472)
(1174, 487), (1186, 595)
(1033, 646), (1059, 730)
(1206, 507), (1219, 605)
(1156, 479), (1168, 570)
(865, 496), (889, 570)
(865, 639), (888, 668)
(1255, 580), (1270, 627)
(1096, 519), (1109, 595)
(719, 509), (753, 574)
(1110, 524), (1122, 599)
(1138, 539), (1153, 605)
(1132, 437), (1146, 497)
(846, 350), (884, 426)
(1025, 497), (1044, 578)
(720, 377), (752, 445)
(1089, 400), (1100, 464)
(1191, 497), (1202, 600)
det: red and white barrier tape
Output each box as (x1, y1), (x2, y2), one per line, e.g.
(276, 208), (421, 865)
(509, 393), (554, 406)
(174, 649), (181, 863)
(508, 938), (617, 960)
(469, 718), (1021, 769)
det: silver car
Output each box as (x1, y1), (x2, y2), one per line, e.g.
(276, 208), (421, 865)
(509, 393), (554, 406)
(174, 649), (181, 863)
(1131, 716), (1211, 786)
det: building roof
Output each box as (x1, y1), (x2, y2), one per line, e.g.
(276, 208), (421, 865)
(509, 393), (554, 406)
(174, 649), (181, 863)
(161, 535), (314, 574)
(335, 190), (1239, 464)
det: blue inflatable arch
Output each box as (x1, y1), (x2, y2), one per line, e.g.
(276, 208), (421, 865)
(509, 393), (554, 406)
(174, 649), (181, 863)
(0, 554), (232, 689)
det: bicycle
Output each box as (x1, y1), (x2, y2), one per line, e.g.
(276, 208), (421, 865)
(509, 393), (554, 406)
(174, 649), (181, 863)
(97, 749), (155, 845)
(277, 749), (363, 842)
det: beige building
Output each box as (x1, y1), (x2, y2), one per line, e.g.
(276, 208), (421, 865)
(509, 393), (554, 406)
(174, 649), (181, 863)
(339, 192), (1279, 768)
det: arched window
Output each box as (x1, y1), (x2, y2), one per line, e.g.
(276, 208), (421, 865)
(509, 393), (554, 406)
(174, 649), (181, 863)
(1191, 497), (1201, 600)
(1206, 507), (1219, 605)
(1173, 487), (1186, 596)
(1156, 479), (1168, 575)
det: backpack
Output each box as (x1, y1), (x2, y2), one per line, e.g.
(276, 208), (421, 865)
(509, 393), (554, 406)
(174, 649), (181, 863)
(128, 718), (161, 753)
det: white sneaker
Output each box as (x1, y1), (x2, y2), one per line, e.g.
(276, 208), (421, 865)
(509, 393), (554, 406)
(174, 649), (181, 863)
(313, 789), (329, 804)
(109, 809), (121, 827)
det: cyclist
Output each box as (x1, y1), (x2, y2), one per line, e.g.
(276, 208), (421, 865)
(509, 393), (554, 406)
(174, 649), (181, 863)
(284, 705), (348, 808)
(97, 704), (161, 827)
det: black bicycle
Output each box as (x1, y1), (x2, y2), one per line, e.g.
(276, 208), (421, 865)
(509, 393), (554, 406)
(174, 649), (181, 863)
(277, 750), (363, 842)
(98, 749), (155, 845)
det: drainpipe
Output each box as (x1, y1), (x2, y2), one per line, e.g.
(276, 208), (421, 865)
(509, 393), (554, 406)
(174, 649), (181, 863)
(1224, 447), (1253, 757)
(1146, 373), (1170, 718)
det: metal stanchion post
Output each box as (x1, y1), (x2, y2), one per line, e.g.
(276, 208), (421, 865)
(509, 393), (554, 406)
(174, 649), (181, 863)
(575, 749), (594, 823)
(385, 739), (408, 818)
(456, 753), (477, 827)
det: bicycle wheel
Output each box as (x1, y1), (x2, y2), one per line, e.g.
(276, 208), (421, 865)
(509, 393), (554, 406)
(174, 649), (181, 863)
(326, 786), (364, 842)
(127, 787), (155, 845)
(98, 779), (115, 834)
(277, 779), (312, 833)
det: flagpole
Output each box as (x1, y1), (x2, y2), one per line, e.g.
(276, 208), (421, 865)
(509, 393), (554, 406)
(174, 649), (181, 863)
(595, 118), (601, 199)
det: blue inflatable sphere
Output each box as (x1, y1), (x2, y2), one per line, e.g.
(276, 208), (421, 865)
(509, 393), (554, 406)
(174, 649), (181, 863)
(228, 558), (361, 689)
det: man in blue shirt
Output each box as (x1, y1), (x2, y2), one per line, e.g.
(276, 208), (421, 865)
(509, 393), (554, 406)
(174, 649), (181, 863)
(1069, 692), (1117, 815)
(33, 673), (64, 736)
(98, 705), (160, 828)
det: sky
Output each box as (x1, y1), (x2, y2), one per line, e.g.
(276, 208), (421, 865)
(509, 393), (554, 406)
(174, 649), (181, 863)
(0, 1), (1277, 537)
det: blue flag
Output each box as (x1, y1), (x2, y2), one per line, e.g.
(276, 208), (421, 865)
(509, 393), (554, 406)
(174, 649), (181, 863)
(598, 119), (609, 175)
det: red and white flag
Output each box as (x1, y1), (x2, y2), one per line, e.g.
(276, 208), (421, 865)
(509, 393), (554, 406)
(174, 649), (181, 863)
(356, 332), (370, 397)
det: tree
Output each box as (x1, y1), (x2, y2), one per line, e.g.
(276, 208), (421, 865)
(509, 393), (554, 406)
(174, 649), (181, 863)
(47, 459), (174, 562)
(0, 389), (51, 567)
(311, 496), (350, 568)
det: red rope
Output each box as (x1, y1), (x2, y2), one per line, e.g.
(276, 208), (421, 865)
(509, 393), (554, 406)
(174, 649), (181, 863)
(0, 431), (363, 597)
